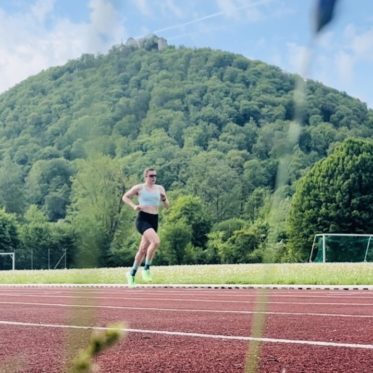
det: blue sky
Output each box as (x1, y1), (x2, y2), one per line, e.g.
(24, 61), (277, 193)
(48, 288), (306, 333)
(0, 0), (373, 108)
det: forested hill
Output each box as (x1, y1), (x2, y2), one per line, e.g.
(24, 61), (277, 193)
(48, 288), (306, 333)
(0, 35), (372, 266)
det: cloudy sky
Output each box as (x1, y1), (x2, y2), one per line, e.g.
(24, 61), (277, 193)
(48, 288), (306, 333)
(1, 0), (373, 108)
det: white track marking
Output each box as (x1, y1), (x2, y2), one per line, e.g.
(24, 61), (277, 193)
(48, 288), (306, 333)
(0, 300), (372, 318)
(1, 284), (372, 290)
(0, 286), (361, 293)
(0, 320), (372, 350)
(1, 288), (372, 300)
(1, 287), (372, 303)
(0, 293), (372, 307)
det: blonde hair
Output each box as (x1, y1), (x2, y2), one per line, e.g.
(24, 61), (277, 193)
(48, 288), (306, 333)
(143, 167), (156, 178)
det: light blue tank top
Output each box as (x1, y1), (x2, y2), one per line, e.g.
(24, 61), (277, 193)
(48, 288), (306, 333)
(138, 185), (161, 207)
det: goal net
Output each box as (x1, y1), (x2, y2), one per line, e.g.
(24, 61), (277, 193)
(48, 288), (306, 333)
(0, 252), (15, 270)
(310, 233), (373, 263)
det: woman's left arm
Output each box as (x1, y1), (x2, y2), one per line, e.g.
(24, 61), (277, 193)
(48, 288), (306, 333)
(160, 186), (170, 208)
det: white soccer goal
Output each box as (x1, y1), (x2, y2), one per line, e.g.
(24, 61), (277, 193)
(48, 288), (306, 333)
(310, 233), (373, 263)
(0, 252), (15, 270)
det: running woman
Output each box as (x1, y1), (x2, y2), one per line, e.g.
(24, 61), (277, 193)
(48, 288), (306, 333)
(122, 167), (169, 287)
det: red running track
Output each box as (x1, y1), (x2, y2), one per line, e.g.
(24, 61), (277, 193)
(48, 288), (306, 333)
(0, 286), (372, 372)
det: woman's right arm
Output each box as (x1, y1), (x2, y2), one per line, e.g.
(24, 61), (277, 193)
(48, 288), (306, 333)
(122, 185), (141, 211)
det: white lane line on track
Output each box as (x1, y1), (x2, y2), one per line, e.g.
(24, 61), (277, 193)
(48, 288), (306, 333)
(1, 284), (372, 290)
(0, 293), (372, 307)
(1, 301), (372, 318)
(2, 288), (373, 302)
(1, 286), (372, 295)
(0, 320), (372, 350)
(1, 289), (372, 300)
(2, 290), (373, 307)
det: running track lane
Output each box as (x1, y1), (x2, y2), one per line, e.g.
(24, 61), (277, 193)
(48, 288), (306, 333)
(0, 286), (372, 372)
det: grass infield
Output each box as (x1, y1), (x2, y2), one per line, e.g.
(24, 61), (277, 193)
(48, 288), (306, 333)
(0, 263), (372, 285)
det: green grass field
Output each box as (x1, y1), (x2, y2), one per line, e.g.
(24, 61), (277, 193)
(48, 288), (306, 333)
(0, 263), (372, 285)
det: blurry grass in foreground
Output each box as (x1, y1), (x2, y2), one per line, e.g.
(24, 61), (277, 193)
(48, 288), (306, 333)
(0, 263), (372, 285)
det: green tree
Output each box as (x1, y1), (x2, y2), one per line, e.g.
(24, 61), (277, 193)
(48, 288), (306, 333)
(47, 220), (77, 269)
(211, 218), (247, 240)
(26, 158), (74, 220)
(0, 158), (26, 215)
(18, 205), (76, 269)
(108, 211), (138, 267)
(208, 220), (267, 264)
(301, 123), (337, 156)
(244, 187), (271, 222)
(18, 205), (51, 269)
(0, 40), (372, 269)
(186, 151), (242, 221)
(243, 159), (277, 196)
(287, 138), (373, 261)
(68, 155), (125, 267)
(0, 209), (20, 269)
(163, 195), (211, 248)
(159, 220), (192, 264)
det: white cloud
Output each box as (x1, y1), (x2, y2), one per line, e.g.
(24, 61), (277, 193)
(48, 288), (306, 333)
(341, 24), (373, 61)
(335, 51), (354, 83)
(0, 0), (126, 94)
(89, 0), (121, 34)
(286, 42), (310, 76)
(316, 30), (334, 49)
(31, 0), (55, 23)
(87, 0), (126, 49)
(312, 54), (332, 84)
(269, 50), (283, 68)
(350, 28), (373, 60)
(160, 0), (184, 18)
(132, 0), (153, 17)
(343, 23), (356, 40)
(215, 0), (266, 22)
(216, 0), (243, 20)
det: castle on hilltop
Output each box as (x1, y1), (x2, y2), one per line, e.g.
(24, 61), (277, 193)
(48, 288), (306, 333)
(125, 34), (168, 51)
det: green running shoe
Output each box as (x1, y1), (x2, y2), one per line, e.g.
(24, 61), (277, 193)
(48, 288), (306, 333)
(142, 268), (152, 282)
(126, 272), (136, 288)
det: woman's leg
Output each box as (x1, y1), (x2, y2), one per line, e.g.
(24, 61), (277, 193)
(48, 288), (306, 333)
(141, 229), (160, 282)
(135, 235), (150, 266)
(143, 228), (160, 264)
(130, 235), (149, 276)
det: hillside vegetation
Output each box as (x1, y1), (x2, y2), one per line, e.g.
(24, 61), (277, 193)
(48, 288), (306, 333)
(0, 36), (372, 269)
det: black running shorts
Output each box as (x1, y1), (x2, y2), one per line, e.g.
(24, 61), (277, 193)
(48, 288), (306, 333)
(135, 211), (159, 234)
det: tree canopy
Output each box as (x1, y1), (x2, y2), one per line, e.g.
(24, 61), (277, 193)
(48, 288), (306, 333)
(0, 35), (372, 266)
(287, 138), (373, 261)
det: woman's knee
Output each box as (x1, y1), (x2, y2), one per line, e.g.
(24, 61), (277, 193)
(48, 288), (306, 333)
(148, 234), (160, 248)
(144, 230), (160, 247)
(138, 246), (147, 256)
(152, 236), (160, 247)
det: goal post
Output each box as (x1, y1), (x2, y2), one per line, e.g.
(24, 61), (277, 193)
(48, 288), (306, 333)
(0, 252), (15, 270)
(310, 233), (373, 263)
